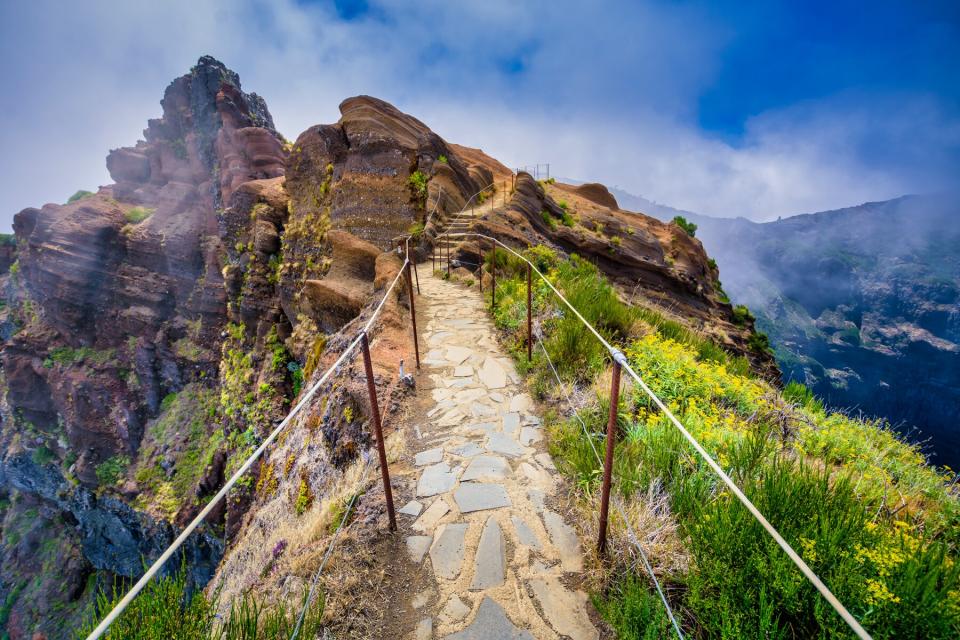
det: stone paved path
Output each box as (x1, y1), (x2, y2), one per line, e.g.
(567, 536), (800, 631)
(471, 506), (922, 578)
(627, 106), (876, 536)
(397, 272), (600, 640)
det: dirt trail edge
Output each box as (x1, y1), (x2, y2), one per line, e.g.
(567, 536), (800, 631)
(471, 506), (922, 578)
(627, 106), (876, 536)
(380, 271), (603, 640)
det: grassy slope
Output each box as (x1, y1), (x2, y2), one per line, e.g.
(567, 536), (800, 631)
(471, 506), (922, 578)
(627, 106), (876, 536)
(485, 246), (959, 639)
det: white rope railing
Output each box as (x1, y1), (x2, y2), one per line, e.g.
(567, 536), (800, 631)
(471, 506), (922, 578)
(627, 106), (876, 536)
(84, 258), (411, 640)
(439, 230), (873, 640)
(537, 334), (685, 638)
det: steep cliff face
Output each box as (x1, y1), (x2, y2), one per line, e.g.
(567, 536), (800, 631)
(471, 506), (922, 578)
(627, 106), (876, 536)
(0, 56), (285, 637)
(687, 195), (960, 468)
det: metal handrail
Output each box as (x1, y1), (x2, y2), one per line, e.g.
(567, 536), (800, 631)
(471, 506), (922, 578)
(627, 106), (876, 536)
(84, 258), (413, 640)
(435, 231), (873, 640)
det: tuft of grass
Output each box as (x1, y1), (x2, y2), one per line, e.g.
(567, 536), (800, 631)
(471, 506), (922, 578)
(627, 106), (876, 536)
(76, 565), (325, 640)
(66, 190), (94, 204)
(731, 304), (754, 326)
(541, 209), (558, 231)
(593, 574), (674, 639)
(96, 455), (130, 487)
(125, 206), (155, 224)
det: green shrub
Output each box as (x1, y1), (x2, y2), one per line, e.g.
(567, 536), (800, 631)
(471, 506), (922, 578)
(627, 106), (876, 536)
(560, 209), (576, 227)
(732, 304), (754, 326)
(96, 455), (130, 486)
(0, 233), (16, 247)
(783, 381), (824, 413)
(748, 331), (773, 354)
(32, 445), (56, 466)
(437, 154), (448, 164)
(672, 215), (697, 237)
(540, 209), (558, 231)
(408, 170), (428, 202)
(408, 221), (425, 238)
(125, 207), (155, 224)
(66, 190), (93, 204)
(593, 574), (673, 639)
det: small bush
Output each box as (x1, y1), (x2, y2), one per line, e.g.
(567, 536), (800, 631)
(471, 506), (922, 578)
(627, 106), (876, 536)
(408, 221), (425, 238)
(408, 170), (428, 203)
(731, 304), (754, 326)
(748, 331), (773, 354)
(0, 233), (16, 247)
(125, 207), (155, 224)
(437, 154), (448, 164)
(66, 190), (94, 204)
(96, 455), (130, 486)
(672, 215), (697, 237)
(541, 209), (558, 231)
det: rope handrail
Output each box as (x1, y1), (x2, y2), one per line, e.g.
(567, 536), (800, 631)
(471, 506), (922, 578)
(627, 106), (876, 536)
(536, 334), (684, 638)
(437, 230), (873, 640)
(84, 257), (411, 640)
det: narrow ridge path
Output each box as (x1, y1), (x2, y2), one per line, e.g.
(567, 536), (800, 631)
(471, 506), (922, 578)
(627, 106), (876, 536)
(393, 272), (601, 640)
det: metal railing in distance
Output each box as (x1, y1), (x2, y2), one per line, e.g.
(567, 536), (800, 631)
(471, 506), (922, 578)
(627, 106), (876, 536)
(436, 230), (874, 640)
(84, 258), (416, 640)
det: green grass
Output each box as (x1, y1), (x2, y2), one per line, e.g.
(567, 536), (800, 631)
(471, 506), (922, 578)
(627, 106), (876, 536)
(593, 575), (674, 639)
(95, 455), (130, 486)
(541, 209), (558, 231)
(43, 345), (116, 368)
(66, 190), (94, 204)
(76, 566), (324, 639)
(124, 206), (155, 224)
(486, 244), (960, 639)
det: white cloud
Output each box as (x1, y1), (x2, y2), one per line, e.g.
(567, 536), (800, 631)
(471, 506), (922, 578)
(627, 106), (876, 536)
(0, 0), (956, 227)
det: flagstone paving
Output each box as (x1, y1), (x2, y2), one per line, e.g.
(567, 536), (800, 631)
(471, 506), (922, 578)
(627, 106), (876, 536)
(396, 272), (600, 639)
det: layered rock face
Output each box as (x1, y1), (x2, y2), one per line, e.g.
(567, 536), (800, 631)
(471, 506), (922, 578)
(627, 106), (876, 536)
(0, 57), (284, 637)
(456, 175), (779, 377)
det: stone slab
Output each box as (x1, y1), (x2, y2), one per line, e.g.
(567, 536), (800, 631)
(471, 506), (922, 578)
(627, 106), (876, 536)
(519, 427), (542, 446)
(502, 412), (521, 434)
(511, 516), (541, 550)
(542, 510), (583, 571)
(415, 617), (433, 640)
(478, 358), (507, 389)
(417, 462), (458, 497)
(413, 497), (451, 532)
(406, 536), (432, 563)
(461, 455), (510, 482)
(470, 517), (505, 590)
(448, 442), (484, 458)
(400, 500), (424, 516)
(486, 433), (528, 458)
(454, 482), (512, 513)
(430, 523), (469, 579)
(415, 447), (444, 466)
(444, 597), (533, 640)
(529, 576), (598, 640)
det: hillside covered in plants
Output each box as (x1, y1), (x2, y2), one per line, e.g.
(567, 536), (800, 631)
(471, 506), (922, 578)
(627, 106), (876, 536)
(482, 244), (959, 638)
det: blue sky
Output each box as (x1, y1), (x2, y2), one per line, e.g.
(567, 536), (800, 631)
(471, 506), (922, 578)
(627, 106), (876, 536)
(0, 0), (957, 226)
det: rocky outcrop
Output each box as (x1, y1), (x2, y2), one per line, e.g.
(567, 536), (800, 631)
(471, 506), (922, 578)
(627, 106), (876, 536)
(0, 57), (285, 638)
(455, 174), (779, 377)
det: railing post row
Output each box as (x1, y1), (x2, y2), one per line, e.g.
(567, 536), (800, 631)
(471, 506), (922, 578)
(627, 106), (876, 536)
(598, 353), (622, 553)
(360, 331), (397, 531)
(405, 261), (420, 369)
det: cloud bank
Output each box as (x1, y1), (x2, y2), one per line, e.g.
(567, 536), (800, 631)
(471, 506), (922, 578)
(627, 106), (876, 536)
(0, 0), (957, 226)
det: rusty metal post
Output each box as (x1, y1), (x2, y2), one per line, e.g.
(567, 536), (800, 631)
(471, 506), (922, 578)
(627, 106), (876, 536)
(405, 262), (420, 369)
(432, 244), (435, 272)
(360, 332), (397, 531)
(527, 262), (533, 362)
(446, 237), (451, 278)
(478, 241), (483, 293)
(412, 256), (420, 294)
(598, 357), (622, 553)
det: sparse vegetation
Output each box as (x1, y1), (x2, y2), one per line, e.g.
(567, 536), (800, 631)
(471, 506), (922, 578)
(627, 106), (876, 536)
(672, 215), (697, 237)
(731, 303), (754, 326)
(437, 154), (448, 164)
(408, 170), (429, 203)
(43, 346), (115, 369)
(95, 455), (130, 487)
(125, 206), (155, 224)
(66, 190), (94, 204)
(540, 209), (558, 231)
(76, 565), (325, 639)
(408, 221), (425, 239)
(0, 233), (16, 247)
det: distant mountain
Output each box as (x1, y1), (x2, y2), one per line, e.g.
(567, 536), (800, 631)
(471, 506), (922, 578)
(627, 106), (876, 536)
(610, 188), (960, 468)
